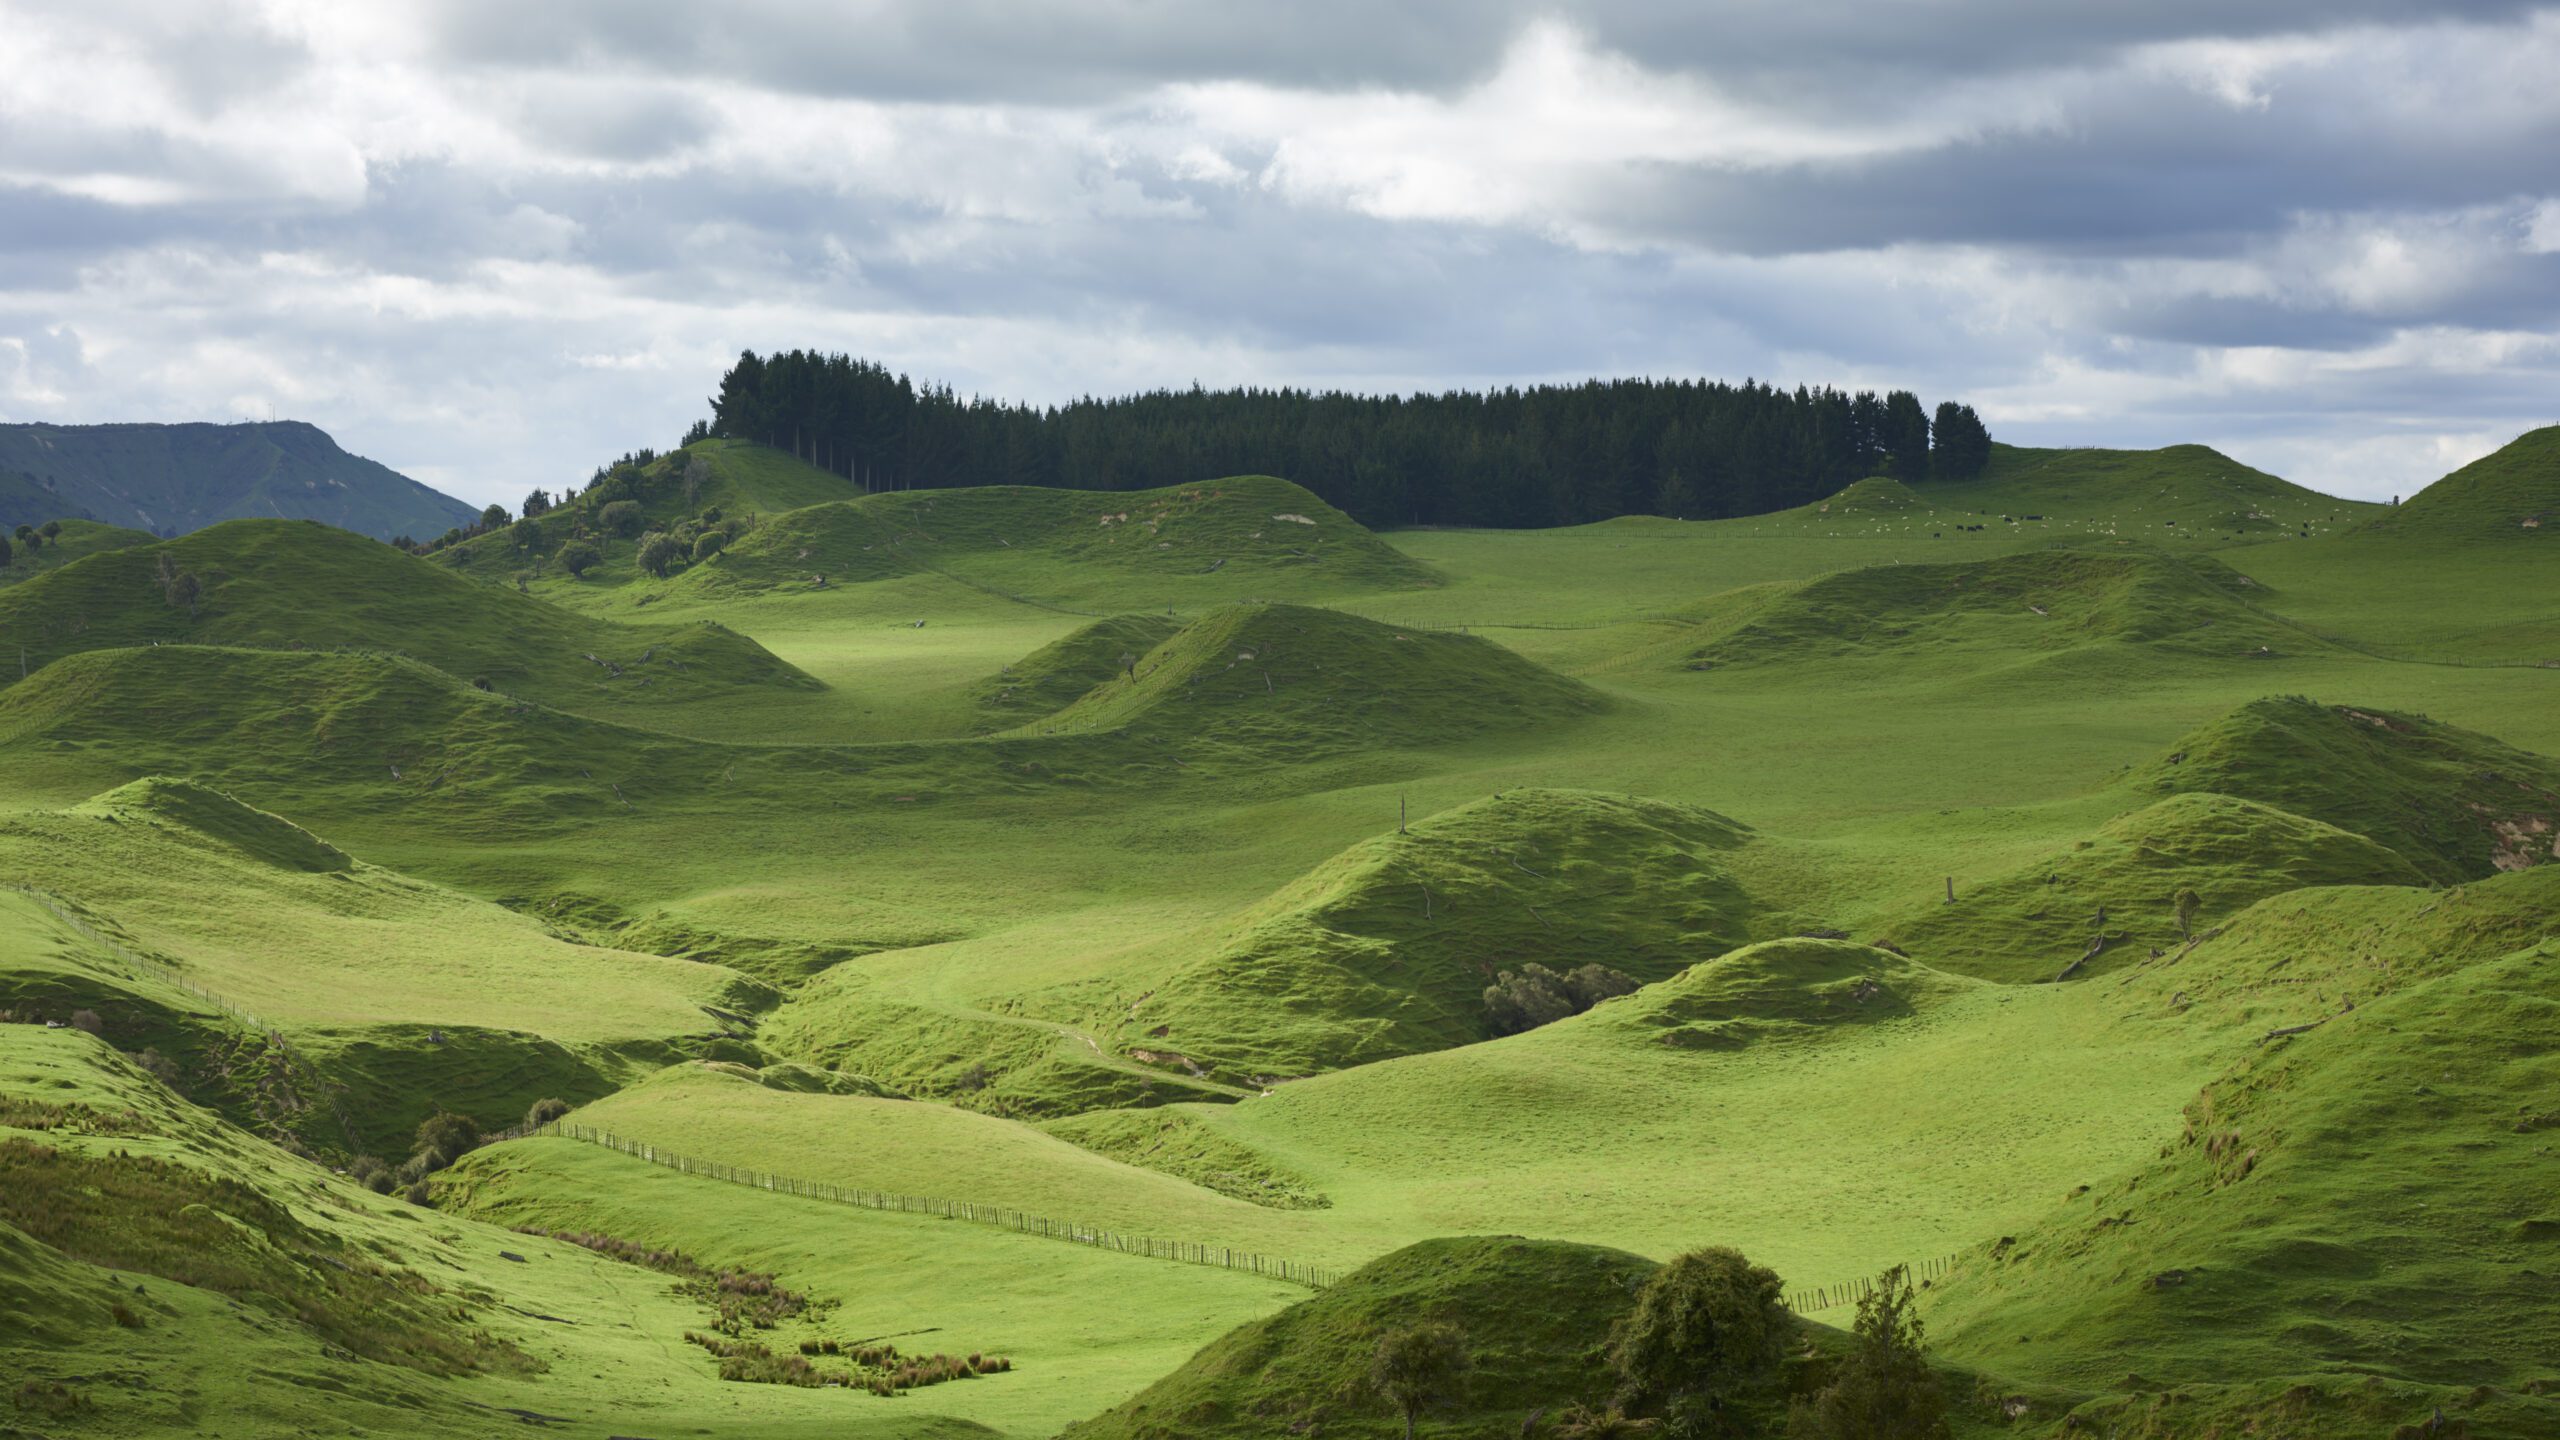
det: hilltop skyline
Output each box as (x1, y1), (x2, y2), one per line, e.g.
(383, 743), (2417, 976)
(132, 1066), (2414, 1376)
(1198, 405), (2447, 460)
(3, 2), (2557, 506)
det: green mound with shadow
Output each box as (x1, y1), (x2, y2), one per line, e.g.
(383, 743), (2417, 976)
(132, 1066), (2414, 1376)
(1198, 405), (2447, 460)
(1788, 475), (1932, 518)
(74, 775), (351, 873)
(1061, 1235), (1652, 1440)
(690, 475), (1436, 604)
(1039, 1109), (1330, 1211)
(1878, 793), (2426, 984)
(972, 613), (1185, 729)
(0, 517), (818, 709)
(1936, 442), (2376, 535)
(1926, 937), (2560, 1401)
(1687, 548), (2313, 672)
(1030, 603), (1601, 758)
(2360, 425), (2560, 540)
(1113, 789), (1758, 1080)
(1591, 938), (1979, 1051)
(2134, 696), (2560, 885)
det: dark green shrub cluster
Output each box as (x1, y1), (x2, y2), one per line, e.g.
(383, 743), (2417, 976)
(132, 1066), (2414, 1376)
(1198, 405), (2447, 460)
(516, 1227), (808, 1333)
(685, 1332), (1011, 1395)
(523, 1096), (571, 1128)
(1606, 1246), (1790, 1437)
(1485, 962), (1640, 1036)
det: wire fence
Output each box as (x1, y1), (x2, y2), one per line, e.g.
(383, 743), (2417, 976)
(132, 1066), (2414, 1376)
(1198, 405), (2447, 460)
(1782, 1248), (1971, 1314)
(517, 1120), (1346, 1289)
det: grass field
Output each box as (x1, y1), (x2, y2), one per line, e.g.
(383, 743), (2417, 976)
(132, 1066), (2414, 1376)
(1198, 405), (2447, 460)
(3, 429), (2556, 1438)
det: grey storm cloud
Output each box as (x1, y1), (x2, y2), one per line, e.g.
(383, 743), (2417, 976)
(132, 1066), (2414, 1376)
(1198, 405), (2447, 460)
(0, 0), (2554, 506)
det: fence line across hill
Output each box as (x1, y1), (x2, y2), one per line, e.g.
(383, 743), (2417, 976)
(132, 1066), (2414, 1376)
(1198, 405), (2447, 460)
(515, 1119), (1347, 1289)
(1781, 1248), (1971, 1315)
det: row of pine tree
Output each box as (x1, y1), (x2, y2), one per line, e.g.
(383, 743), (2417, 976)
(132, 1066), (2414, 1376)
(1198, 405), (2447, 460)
(698, 350), (1993, 528)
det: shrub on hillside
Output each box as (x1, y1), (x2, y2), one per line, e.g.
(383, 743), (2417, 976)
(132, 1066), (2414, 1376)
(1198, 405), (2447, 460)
(524, 1097), (571, 1129)
(637, 531), (681, 577)
(1610, 1247), (1789, 1434)
(598, 500), (643, 537)
(346, 1154), (396, 1194)
(1786, 1265), (1949, 1440)
(68, 1009), (104, 1036)
(1371, 1321), (1471, 1440)
(1485, 962), (1640, 1036)
(558, 539), (602, 577)
(692, 531), (727, 562)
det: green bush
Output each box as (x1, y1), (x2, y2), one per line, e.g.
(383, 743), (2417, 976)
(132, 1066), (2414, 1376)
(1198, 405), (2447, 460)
(557, 539), (602, 577)
(598, 500), (643, 537)
(1485, 962), (1640, 1036)
(1371, 1321), (1471, 1440)
(637, 532), (681, 578)
(1786, 1266), (1949, 1440)
(1610, 1247), (1788, 1430)
(692, 531), (727, 562)
(524, 1096), (571, 1129)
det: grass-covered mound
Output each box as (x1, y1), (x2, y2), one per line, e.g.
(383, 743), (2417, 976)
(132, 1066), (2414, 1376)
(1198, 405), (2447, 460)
(1788, 475), (1933, 519)
(1590, 938), (1979, 1051)
(1031, 604), (1600, 757)
(687, 475), (1435, 604)
(1925, 939), (2560, 1408)
(1062, 1236), (1651, 1439)
(1937, 442), (2375, 535)
(972, 613), (1185, 728)
(1114, 790), (1758, 1079)
(76, 775), (351, 873)
(2362, 425), (2560, 540)
(1878, 793), (2426, 984)
(1686, 548), (2311, 672)
(0, 517), (817, 709)
(2133, 696), (2560, 884)
(433, 437), (859, 582)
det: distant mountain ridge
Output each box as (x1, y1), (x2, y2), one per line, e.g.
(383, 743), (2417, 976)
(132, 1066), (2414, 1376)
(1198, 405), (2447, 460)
(0, 420), (472, 541)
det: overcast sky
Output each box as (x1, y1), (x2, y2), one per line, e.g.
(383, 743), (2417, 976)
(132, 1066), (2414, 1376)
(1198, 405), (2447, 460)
(4, 2), (2556, 506)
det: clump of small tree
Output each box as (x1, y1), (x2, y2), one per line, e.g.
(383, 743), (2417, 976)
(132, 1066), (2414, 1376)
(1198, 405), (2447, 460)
(153, 553), (202, 618)
(637, 531), (681, 578)
(1786, 1265), (1949, 1440)
(1371, 1321), (1470, 1440)
(692, 531), (727, 563)
(393, 1109), (482, 1202)
(597, 500), (644, 537)
(558, 539), (601, 577)
(1485, 962), (1640, 1036)
(1610, 1246), (1790, 1437)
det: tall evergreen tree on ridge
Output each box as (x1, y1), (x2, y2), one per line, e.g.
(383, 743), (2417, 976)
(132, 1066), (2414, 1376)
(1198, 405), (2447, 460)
(699, 351), (1990, 526)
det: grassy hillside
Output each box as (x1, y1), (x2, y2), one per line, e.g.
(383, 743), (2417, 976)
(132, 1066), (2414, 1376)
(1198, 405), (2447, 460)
(972, 613), (1185, 729)
(2131, 696), (2560, 883)
(1111, 789), (1765, 1079)
(1032, 603), (1600, 757)
(1063, 1236), (1652, 1439)
(0, 420), (473, 541)
(1929, 935), (2560, 1398)
(1934, 442), (2377, 537)
(1687, 547), (2315, 673)
(0, 517), (155, 587)
(0, 518), (817, 712)
(2362, 425), (2560, 539)
(1876, 793), (2428, 984)
(689, 474), (1435, 606)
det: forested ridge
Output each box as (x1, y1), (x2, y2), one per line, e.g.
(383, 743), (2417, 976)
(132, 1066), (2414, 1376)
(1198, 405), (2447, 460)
(689, 350), (1994, 528)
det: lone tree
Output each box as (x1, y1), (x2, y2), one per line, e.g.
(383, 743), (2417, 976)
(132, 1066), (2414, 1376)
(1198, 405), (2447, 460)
(2173, 887), (2202, 938)
(558, 539), (602, 578)
(154, 552), (203, 618)
(1610, 1246), (1789, 1429)
(1787, 1265), (1950, 1440)
(1371, 1322), (1470, 1440)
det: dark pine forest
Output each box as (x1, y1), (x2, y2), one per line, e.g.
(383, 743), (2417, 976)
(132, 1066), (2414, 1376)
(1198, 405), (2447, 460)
(692, 350), (1994, 529)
